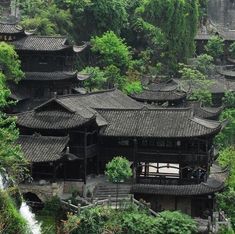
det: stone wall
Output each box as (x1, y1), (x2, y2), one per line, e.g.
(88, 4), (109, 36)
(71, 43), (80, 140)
(20, 181), (64, 202)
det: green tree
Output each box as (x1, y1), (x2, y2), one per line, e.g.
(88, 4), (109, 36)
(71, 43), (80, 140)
(205, 35), (224, 60)
(0, 42), (24, 82)
(229, 42), (235, 59)
(217, 188), (235, 230)
(179, 64), (212, 105)
(67, 0), (128, 41)
(215, 109), (235, 148)
(91, 31), (132, 72)
(218, 147), (235, 188)
(223, 91), (235, 108)
(0, 43), (27, 182)
(193, 54), (215, 76)
(156, 211), (197, 234)
(81, 67), (107, 92)
(105, 156), (132, 208)
(20, 1), (73, 36)
(0, 190), (27, 234)
(137, 0), (199, 72)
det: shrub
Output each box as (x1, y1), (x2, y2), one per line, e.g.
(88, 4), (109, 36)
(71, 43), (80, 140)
(205, 35), (224, 60)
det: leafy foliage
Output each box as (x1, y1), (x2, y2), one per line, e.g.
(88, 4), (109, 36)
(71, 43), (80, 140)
(156, 211), (197, 234)
(81, 67), (107, 92)
(217, 188), (235, 229)
(0, 42), (24, 82)
(62, 204), (197, 234)
(193, 54), (214, 76)
(137, 0), (199, 72)
(229, 42), (235, 59)
(223, 91), (235, 108)
(218, 147), (235, 189)
(105, 156), (132, 183)
(20, 0), (73, 36)
(0, 43), (27, 182)
(0, 190), (27, 234)
(215, 109), (235, 148)
(205, 35), (224, 60)
(179, 64), (212, 105)
(91, 31), (132, 71)
(39, 196), (63, 218)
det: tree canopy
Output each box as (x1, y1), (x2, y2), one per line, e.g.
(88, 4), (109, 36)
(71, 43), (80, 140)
(0, 42), (27, 182)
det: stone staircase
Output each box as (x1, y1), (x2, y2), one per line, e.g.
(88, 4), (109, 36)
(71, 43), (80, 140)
(93, 182), (131, 201)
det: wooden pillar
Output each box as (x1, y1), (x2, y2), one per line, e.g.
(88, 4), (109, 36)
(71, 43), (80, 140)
(96, 136), (100, 175)
(84, 128), (87, 184)
(53, 162), (56, 181)
(133, 138), (137, 182)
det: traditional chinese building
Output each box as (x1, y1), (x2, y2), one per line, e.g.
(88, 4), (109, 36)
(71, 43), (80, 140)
(13, 88), (226, 218)
(0, 22), (88, 111)
(129, 81), (187, 106)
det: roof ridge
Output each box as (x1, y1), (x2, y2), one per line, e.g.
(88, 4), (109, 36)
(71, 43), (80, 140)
(19, 134), (69, 140)
(34, 98), (75, 113)
(95, 107), (192, 111)
(27, 35), (67, 39)
(58, 88), (117, 99)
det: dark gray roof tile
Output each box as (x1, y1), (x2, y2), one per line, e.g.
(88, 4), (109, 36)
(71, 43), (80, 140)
(0, 22), (23, 34)
(15, 99), (94, 130)
(97, 108), (221, 138)
(17, 134), (69, 162)
(12, 36), (70, 51)
(131, 165), (227, 196)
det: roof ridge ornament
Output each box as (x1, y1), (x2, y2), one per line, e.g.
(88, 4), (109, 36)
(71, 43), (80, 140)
(24, 28), (37, 36)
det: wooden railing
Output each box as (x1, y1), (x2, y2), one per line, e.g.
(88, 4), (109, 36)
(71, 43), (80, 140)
(136, 176), (201, 185)
(60, 195), (158, 217)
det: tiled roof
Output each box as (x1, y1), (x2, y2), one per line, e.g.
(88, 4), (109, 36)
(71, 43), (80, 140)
(24, 72), (77, 81)
(0, 22), (23, 34)
(57, 89), (145, 126)
(129, 80), (186, 102)
(97, 108), (221, 138)
(131, 164), (227, 196)
(14, 89), (143, 127)
(58, 89), (144, 109)
(130, 89), (186, 102)
(188, 101), (223, 120)
(217, 66), (235, 78)
(15, 99), (94, 129)
(12, 36), (70, 51)
(7, 82), (30, 101)
(17, 134), (69, 162)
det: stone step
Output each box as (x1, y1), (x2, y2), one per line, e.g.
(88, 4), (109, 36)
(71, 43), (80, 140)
(94, 183), (131, 200)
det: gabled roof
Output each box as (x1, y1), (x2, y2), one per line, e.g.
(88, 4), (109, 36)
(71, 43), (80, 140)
(17, 134), (69, 162)
(131, 164), (227, 196)
(12, 35), (71, 51)
(15, 99), (94, 130)
(96, 108), (221, 138)
(0, 22), (23, 34)
(58, 89), (144, 109)
(15, 89), (143, 128)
